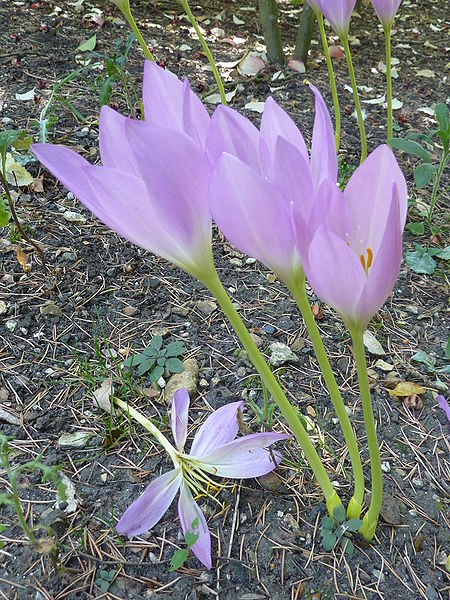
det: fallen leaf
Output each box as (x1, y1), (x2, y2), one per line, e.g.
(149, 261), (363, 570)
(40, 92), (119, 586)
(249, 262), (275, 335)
(16, 245), (31, 273)
(363, 330), (385, 356)
(232, 14), (244, 25)
(237, 52), (265, 76)
(416, 68), (435, 79)
(93, 377), (114, 412)
(287, 59), (306, 73)
(388, 382), (425, 397)
(403, 395), (423, 410)
(244, 101), (265, 113)
(15, 88), (35, 101)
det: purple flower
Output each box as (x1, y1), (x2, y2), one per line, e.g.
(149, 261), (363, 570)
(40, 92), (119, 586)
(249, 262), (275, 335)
(293, 144), (408, 331)
(207, 84), (336, 288)
(32, 63), (213, 280)
(437, 395), (450, 422)
(116, 389), (288, 569)
(370, 0), (402, 27)
(319, 0), (356, 38)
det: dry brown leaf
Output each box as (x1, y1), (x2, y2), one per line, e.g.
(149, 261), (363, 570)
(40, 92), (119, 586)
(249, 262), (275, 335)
(387, 382), (425, 397)
(403, 395), (423, 410)
(93, 377), (114, 411)
(16, 245), (31, 272)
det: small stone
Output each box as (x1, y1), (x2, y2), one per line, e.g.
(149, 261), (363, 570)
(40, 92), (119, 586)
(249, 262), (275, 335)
(0, 301), (6, 315)
(263, 324), (275, 335)
(245, 257), (256, 265)
(412, 477), (424, 488)
(5, 320), (17, 331)
(381, 461), (391, 473)
(164, 358), (199, 404)
(283, 513), (300, 533)
(291, 335), (305, 352)
(258, 471), (283, 491)
(197, 299), (217, 315)
(123, 305), (138, 317)
(100, 473), (108, 482)
(40, 303), (63, 317)
(337, 357), (349, 372)
(199, 378), (208, 388)
(250, 333), (263, 348)
(229, 258), (242, 267)
(236, 366), (246, 377)
(406, 305), (419, 315)
(58, 431), (92, 449)
(375, 359), (394, 371)
(269, 342), (299, 367)
(363, 330), (385, 356)
(60, 251), (76, 262)
(2, 274), (14, 284)
(379, 492), (401, 525)
(0, 388), (8, 401)
(63, 210), (87, 224)
(425, 587), (439, 600)
(0, 408), (20, 425)
(372, 569), (385, 582)
(236, 349), (250, 363)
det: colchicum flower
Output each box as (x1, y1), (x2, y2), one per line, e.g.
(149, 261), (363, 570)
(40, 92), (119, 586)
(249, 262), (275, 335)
(32, 63), (212, 281)
(207, 84), (336, 288)
(293, 144), (408, 332)
(437, 395), (450, 422)
(318, 0), (356, 39)
(116, 389), (288, 568)
(370, 0), (402, 28)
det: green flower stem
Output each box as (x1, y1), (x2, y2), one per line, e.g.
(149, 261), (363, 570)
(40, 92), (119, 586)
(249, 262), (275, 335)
(114, 398), (179, 465)
(384, 25), (393, 140)
(118, 3), (155, 62)
(317, 12), (341, 151)
(203, 269), (341, 516)
(428, 150), (449, 224)
(349, 327), (382, 541)
(179, 0), (227, 105)
(288, 276), (364, 518)
(342, 36), (367, 162)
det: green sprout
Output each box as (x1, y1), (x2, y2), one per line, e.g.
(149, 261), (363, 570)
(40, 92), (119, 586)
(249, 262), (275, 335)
(123, 335), (185, 382)
(320, 505), (362, 555)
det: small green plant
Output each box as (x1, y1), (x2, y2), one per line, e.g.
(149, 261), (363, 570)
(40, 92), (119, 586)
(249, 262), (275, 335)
(388, 102), (449, 227)
(169, 519), (200, 571)
(0, 434), (66, 557)
(320, 505), (362, 555)
(248, 379), (278, 428)
(337, 159), (357, 189)
(95, 34), (138, 110)
(123, 335), (185, 382)
(95, 568), (116, 592)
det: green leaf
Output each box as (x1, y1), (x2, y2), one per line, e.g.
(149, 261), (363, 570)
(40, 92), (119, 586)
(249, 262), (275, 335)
(150, 335), (163, 351)
(0, 494), (14, 507)
(333, 505), (346, 523)
(343, 538), (355, 555)
(321, 517), (335, 530)
(411, 350), (436, 373)
(157, 356), (166, 367)
(414, 163), (436, 189)
(166, 357), (184, 374)
(150, 365), (164, 382)
(388, 138), (431, 162)
(0, 524), (8, 533)
(185, 531), (199, 548)
(406, 222), (425, 235)
(77, 34), (97, 52)
(0, 197), (9, 227)
(321, 531), (337, 552)
(445, 337), (450, 360)
(435, 103), (449, 133)
(99, 77), (113, 107)
(166, 340), (186, 358)
(435, 246), (450, 260)
(346, 519), (363, 532)
(137, 359), (155, 376)
(404, 244), (436, 275)
(169, 548), (188, 571)
(437, 365), (450, 374)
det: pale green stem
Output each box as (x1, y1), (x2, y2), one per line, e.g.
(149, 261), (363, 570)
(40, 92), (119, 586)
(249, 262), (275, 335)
(114, 398), (179, 465)
(179, 0), (227, 105)
(202, 269), (341, 516)
(119, 4), (155, 62)
(342, 35), (367, 162)
(317, 12), (341, 151)
(349, 327), (382, 541)
(288, 276), (364, 518)
(384, 24), (393, 140)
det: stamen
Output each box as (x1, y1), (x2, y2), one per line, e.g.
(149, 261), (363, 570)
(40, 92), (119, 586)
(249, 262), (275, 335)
(360, 254), (366, 270)
(366, 247), (373, 269)
(360, 246), (373, 276)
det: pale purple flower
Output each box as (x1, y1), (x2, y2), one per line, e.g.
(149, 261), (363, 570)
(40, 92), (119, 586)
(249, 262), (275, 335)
(305, 0), (324, 14)
(370, 0), (402, 27)
(293, 144), (408, 331)
(116, 389), (288, 569)
(437, 395), (450, 422)
(207, 84), (336, 288)
(319, 0), (356, 38)
(32, 63), (213, 280)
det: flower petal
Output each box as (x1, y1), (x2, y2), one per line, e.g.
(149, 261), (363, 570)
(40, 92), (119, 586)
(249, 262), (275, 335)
(206, 105), (261, 171)
(355, 184), (402, 327)
(344, 144), (408, 254)
(143, 61), (184, 131)
(307, 225), (366, 325)
(98, 106), (139, 173)
(436, 395), (450, 422)
(209, 153), (301, 284)
(171, 388), (190, 452)
(178, 483), (211, 569)
(195, 432), (288, 478)
(190, 401), (243, 457)
(259, 96), (309, 175)
(181, 78), (210, 148)
(309, 84), (338, 189)
(116, 469), (182, 536)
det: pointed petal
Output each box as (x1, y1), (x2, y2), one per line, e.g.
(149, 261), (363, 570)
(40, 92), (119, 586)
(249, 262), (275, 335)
(190, 401), (243, 457)
(259, 96), (308, 175)
(98, 106), (139, 172)
(116, 469), (182, 536)
(209, 153), (301, 283)
(309, 85), (338, 189)
(196, 432), (289, 478)
(206, 105), (261, 171)
(143, 61), (184, 131)
(355, 184), (402, 327)
(182, 78), (210, 148)
(306, 225), (366, 325)
(178, 483), (211, 569)
(171, 388), (190, 452)
(344, 145), (408, 254)
(320, 0), (356, 37)
(437, 395), (450, 422)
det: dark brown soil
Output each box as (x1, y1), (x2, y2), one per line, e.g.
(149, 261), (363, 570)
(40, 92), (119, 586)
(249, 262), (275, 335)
(0, 1), (449, 599)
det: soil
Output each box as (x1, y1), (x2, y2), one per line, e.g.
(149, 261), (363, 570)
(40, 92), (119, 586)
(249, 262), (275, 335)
(0, 0), (449, 599)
